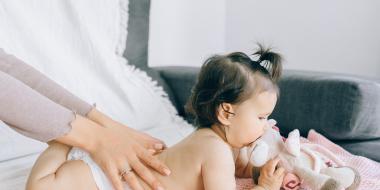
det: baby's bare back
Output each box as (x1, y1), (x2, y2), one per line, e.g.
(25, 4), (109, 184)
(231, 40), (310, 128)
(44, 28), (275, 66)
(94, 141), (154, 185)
(139, 128), (233, 190)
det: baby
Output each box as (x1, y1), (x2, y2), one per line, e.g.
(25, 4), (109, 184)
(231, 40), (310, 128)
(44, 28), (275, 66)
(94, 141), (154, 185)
(27, 44), (285, 190)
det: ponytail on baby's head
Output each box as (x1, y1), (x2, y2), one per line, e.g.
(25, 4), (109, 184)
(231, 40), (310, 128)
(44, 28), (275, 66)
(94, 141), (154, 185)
(252, 43), (282, 83)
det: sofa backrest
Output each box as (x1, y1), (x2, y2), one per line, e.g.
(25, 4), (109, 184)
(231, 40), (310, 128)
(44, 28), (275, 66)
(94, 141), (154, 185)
(272, 70), (380, 141)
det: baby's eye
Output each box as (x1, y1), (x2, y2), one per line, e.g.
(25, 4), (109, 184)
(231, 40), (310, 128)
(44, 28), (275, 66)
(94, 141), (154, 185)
(258, 117), (267, 120)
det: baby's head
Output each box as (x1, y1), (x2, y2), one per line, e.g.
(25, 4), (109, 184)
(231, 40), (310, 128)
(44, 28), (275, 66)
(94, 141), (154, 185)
(186, 44), (282, 148)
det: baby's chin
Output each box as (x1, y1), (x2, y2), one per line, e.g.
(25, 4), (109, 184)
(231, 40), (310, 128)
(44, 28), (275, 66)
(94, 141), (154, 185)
(228, 135), (263, 148)
(227, 141), (247, 148)
(235, 143), (255, 149)
(243, 135), (263, 147)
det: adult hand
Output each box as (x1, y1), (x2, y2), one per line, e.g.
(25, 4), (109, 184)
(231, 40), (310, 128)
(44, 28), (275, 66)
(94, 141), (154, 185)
(60, 110), (170, 190)
(86, 108), (170, 190)
(89, 123), (169, 190)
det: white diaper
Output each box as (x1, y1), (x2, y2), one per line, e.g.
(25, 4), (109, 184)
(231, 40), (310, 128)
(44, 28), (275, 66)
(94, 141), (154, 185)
(68, 147), (130, 190)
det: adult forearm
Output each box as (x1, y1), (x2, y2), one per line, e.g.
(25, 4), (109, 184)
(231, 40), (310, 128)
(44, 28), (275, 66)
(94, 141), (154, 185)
(86, 106), (114, 127)
(0, 49), (122, 149)
(55, 114), (105, 152)
(0, 48), (93, 116)
(0, 70), (74, 142)
(0, 71), (105, 148)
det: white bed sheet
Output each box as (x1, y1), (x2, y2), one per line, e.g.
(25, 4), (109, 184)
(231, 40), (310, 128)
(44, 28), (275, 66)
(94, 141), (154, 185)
(0, 153), (40, 190)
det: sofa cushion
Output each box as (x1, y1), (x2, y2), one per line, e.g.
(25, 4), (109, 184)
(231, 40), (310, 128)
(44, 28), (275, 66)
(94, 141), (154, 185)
(338, 139), (380, 162)
(272, 70), (380, 142)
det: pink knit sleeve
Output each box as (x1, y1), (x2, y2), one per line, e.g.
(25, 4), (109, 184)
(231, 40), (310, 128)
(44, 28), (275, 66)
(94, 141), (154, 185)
(0, 70), (75, 142)
(0, 48), (93, 116)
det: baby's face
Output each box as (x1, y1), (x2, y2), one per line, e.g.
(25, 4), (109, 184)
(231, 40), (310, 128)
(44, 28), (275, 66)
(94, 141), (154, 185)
(228, 91), (277, 148)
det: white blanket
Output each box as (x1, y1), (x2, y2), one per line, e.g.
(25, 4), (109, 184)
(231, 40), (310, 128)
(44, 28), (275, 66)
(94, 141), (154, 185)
(0, 1), (195, 188)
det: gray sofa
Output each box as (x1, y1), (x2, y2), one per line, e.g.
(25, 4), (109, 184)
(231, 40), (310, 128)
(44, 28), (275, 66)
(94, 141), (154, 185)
(125, 0), (380, 162)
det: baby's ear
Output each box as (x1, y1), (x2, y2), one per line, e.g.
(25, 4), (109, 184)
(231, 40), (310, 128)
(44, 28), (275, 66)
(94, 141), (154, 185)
(216, 103), (234, 126)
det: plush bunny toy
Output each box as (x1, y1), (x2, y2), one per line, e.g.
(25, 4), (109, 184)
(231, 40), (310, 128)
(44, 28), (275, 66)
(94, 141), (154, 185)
(250, 120), (361, 190)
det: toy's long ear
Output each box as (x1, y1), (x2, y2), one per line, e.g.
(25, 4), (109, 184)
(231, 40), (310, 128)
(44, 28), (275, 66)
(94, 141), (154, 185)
(250, 141), (269, 167)
(285, 129), (301, 157)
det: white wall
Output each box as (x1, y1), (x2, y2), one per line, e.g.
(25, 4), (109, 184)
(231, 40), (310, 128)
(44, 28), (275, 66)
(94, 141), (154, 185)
(226, 0), (380, 78)
(149, 0), (226, 67)
(148, 0), (380, 78)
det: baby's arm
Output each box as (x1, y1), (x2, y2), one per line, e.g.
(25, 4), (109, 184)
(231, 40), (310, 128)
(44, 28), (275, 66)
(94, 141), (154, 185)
(26, 142), (97, 190)
(253, 157), (285, 190)
(201, 139), (236, 190)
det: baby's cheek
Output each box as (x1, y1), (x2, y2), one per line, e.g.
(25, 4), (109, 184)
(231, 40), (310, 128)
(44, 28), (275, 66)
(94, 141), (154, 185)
(252, 119), (264, 133)
(247, 126), (261, 141)
(235, 116), (261, 142)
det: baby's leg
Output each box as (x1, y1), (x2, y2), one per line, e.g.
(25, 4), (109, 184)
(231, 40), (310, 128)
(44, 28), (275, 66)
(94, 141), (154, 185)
(26, 142), (98, 190)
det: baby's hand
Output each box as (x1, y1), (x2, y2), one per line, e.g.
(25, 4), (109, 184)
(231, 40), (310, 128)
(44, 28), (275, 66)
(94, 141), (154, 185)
(257, 157), (285, 190)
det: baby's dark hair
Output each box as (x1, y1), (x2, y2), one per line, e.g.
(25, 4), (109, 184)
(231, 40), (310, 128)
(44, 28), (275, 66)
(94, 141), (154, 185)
(185, 44), (283, 128)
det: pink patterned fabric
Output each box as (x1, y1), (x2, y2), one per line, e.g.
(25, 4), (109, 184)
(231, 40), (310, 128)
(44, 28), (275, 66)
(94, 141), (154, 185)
(236, 130), (380, 190)
(236, 178), (255, 190)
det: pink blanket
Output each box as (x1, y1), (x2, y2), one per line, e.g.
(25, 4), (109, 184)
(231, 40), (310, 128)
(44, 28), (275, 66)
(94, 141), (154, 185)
(236, 130), (380, 190)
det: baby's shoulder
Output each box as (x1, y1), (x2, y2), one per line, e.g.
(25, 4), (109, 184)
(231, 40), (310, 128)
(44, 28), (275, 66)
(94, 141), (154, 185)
(190, 128), (233, 160)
